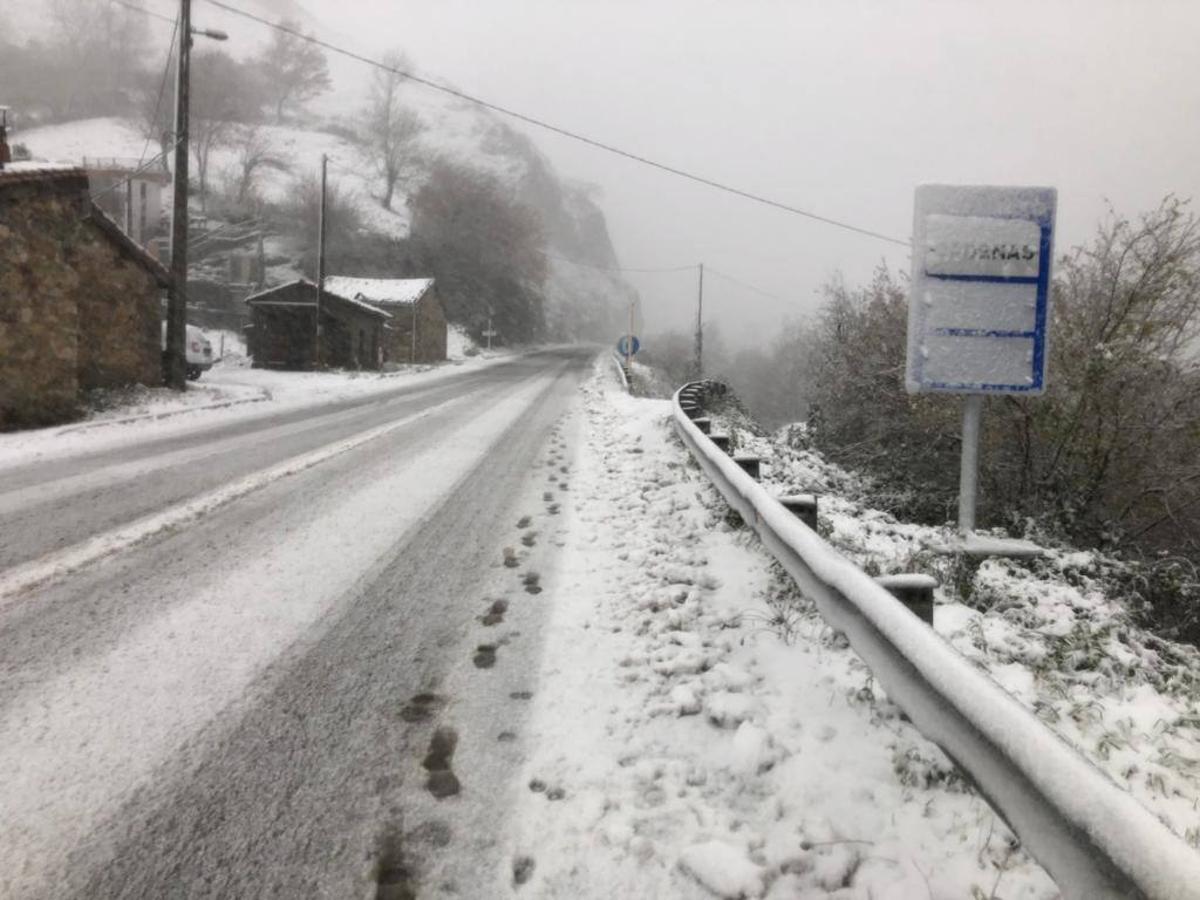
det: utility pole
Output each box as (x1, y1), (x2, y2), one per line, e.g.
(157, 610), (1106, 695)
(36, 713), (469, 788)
(165, 0), (227, 390)
(165, 0), (193, 390)
(315, 153), (327, 368)
(695, 262), (705, 379)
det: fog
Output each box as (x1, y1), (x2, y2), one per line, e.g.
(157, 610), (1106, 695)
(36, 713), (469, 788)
(292, 0), (1200, 346)
(8, 0), (1200, 347)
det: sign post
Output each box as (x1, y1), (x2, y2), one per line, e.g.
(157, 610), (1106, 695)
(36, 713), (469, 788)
(906, 185), (1056, 551)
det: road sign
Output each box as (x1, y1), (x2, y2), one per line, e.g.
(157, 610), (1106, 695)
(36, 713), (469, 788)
(906, 185), (1057, 395)
(617, 335), (641, 356)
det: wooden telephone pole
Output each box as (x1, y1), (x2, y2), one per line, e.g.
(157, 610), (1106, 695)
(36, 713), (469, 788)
(165, 0), (193, 390)
(165, 0), (227, 390)
(315, 153), (327, 368)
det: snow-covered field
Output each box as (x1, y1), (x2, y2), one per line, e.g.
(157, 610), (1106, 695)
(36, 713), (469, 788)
(715, 415), (1200, 853)
(506, 359), (1060, 898)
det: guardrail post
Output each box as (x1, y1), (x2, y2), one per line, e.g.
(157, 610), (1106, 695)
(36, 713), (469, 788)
(874, 574), (938, 626)
(692, 417), (712, 435)
(709, 434), (731, 454)
(733, 455), (761, 480)
(779, 494), (818, 530)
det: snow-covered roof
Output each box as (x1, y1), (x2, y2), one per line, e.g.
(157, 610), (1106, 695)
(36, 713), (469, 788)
(244, 279), (392, 319)
(323, 276), (434, 308)
(0, 161), (86, 186)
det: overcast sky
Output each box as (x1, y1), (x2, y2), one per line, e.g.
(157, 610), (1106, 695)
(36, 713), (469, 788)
(292, 0), (1200, 344)
(25, 0), (1198, 345)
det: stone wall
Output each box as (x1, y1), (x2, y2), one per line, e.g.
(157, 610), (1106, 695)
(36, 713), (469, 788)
(0, 173), (164, 430)
(0, 177), (87, 428)
(382, 291), (448, 365)
(75, 218), (164, 391)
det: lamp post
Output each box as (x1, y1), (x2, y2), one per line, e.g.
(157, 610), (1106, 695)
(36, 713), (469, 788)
(165, 0), (227, 391)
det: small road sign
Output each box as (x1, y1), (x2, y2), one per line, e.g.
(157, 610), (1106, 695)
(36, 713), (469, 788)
(617, 335), (641, 356)
(906, 185), (1057, 395)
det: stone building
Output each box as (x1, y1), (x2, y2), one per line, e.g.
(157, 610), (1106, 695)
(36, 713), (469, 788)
(0, 163), (170, 430)
(244, 279), (389, 370)
(323, 276), (447, 365)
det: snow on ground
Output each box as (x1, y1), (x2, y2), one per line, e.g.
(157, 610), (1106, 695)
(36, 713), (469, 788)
(507, 359), (1058, 899)
(447, 324), (478, 361)
(0, 353), (512, 470)
(710, 413), (1200, 851)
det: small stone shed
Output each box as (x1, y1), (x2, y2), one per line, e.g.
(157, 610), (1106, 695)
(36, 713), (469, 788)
(323, 277), (447, 365)
(244, 279), (389, 370)
(0, 163), (170, 430)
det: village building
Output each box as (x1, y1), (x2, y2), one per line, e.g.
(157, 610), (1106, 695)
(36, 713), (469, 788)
(323, 276), (447, 365)
(243, 279), (389, 370)
(0, 162), (170, 430)
(83, 156), (170, 252)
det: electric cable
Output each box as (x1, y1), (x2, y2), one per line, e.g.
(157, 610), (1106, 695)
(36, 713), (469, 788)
(135, 9), (180, 169)
(196, 0), (910, 248)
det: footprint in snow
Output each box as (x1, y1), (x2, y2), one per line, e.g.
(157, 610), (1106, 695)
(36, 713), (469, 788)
(473, 644), (498, 668)
(422, 726), (461, 799)
(480, 599), (508, 626)
(512, 856), (536, 887)
(399, 692), (444, 724)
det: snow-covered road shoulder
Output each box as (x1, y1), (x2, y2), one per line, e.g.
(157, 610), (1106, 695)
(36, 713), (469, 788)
(0, 353), (514, 470)
(506, 361), (1056, 899)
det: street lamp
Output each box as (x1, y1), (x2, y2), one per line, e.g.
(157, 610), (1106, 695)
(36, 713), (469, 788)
(165, 1), (229, 391)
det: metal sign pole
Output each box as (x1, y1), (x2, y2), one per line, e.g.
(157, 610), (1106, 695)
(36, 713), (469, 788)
(958, 394), (984, 535)
(626, 301), (633, 370)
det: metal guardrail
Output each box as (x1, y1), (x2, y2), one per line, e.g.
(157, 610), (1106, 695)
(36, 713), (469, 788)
(611, 352), (631, 393)
(672, 380), (1200, 900)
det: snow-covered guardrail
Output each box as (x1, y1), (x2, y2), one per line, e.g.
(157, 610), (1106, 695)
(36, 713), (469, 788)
(611, 352), (631, 393)
(672, 381), (1200, 900)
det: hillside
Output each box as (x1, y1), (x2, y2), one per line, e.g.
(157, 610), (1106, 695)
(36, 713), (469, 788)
(14, 91), (634, 343)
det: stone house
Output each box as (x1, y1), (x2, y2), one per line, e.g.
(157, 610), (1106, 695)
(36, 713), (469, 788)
(0, 163), (170, 430)
(323, 276), (447, 365)
(244, 279), (389, 370)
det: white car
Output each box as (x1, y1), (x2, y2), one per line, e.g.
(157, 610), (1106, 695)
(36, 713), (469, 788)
(161, 323), (214, 380)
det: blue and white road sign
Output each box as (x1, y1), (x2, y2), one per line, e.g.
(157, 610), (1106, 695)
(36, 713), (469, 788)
(617, 335), (641, 356)
(906, 185), (1057, 395)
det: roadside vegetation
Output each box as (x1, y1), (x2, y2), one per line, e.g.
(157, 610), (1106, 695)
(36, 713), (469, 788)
(643, 198), (1200, 644)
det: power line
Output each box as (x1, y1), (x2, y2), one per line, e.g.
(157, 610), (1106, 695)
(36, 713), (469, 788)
(705, 266), (795, 308)
(87, 139), (182, 205)
(536, 249), (698, 275)
(109, 0), (176, 26)
(542, 248), (796, 312)
(198, 0), (910, 248)
(136, 8), (180, 169)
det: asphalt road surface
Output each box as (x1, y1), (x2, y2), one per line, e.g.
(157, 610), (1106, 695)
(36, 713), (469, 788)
(0, 347), (594, 898)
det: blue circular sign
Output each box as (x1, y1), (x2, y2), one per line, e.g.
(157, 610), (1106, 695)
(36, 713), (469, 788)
(617, 335), (641, 356)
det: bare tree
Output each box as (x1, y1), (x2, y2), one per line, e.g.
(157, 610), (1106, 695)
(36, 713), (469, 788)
(256, 20), (331, 122)
(409, 160), (547, 339)
(360, 51), (425, 210)
(229, 125), (290, 205)
(190, 51), (262, 212)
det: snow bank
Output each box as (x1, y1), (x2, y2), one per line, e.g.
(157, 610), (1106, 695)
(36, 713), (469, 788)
(504, 358), (1059, 898)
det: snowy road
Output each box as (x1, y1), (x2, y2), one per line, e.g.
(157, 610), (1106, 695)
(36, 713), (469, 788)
(0, 348), (592, 898)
